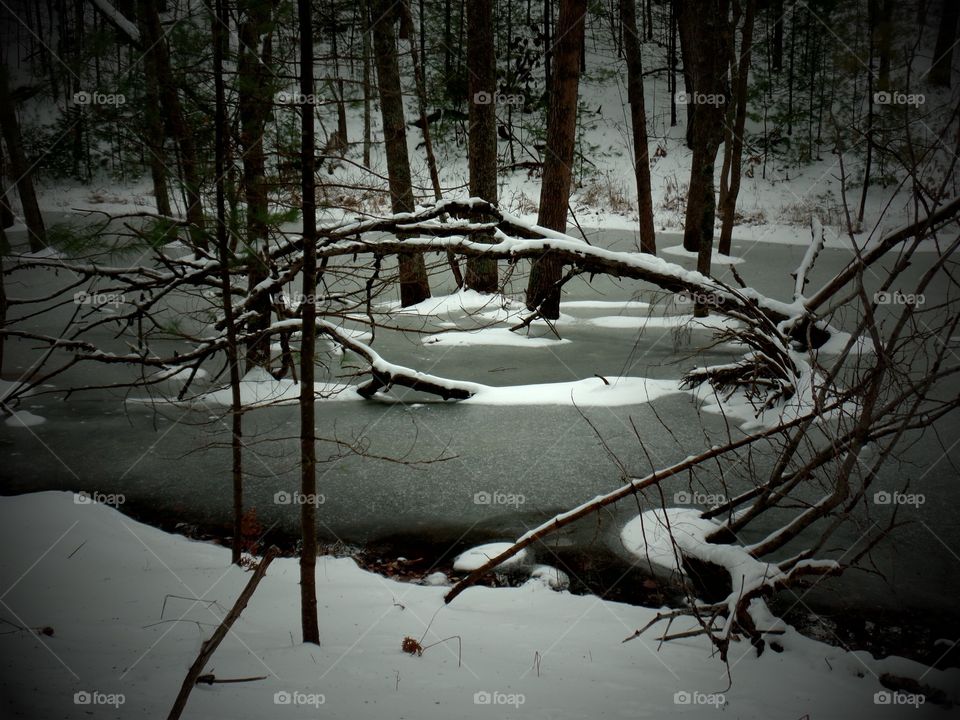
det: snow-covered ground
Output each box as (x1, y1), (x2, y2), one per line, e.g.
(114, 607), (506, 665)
(1, 492), (956, 719)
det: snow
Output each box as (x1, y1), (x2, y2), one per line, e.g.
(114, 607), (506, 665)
(660, 244), (746, 265)
(465, 376), (682, 407)
(620, 507), (720, 574)
(423, 328), (571, 348)
(379, 290), (526, 319)
(1, 492), (957, 719)
(127, 367), (361, 408)
(3, 409), (46, 428)
(452, 543), (531, 572)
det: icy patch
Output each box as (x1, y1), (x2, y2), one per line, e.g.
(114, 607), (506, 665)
(380, 290), (525, 320)
(660, 244), (745, 265)
(561, 299), (651, 311)
(453, 542), (531, 572)
(423, 327), (571, 348)
(465, 376), (682, 406)
(4, 410), (46, 428)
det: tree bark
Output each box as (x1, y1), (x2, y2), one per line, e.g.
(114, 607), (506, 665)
(0, 66), (45, 252)
(930, 0), (958, 87)
(465, 0), (499, 291)
(137, 0), (206, 250)
(298, 0), (321, 647)
(620, 0), (656, 254)
(238, 1), (275, 371)
(718, 0), (755, 256)
(136, 2), (171, 217)
(212, 0), (244, 567)
(525, 0), (586, 319)
(371, 0), (431, 306)
(677, 0), (732, 280)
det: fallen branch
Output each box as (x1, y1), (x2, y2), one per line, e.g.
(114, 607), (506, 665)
(166, 546), (279, 720)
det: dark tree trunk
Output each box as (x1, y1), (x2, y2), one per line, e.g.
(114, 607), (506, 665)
(137, 0), (206, 250)
(362, 0), (373, 167)
(620, 0), (656, 254)
(772, 0), (783, 72)
(465, 0), (499, 291)
(718, 0), (756, 256)
(930, 0), (959, 87)
(677, 0), (732, 273)
(238, 1), (275, 371)
(213, 0), (244, 567)
(525, 0), (586, 319)
(136, 2), (172, 217)
(0, 66), (45, 252)
(298, 0), (321, 647)
(371, 0), (431, 306)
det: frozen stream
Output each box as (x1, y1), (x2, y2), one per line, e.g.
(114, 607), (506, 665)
(2, 215), (958, 626)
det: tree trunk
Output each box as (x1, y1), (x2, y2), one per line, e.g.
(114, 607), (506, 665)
(930, 0), (958, 87)
(137, 0), (206, 250)
(371, 0), (431, 306)
(0, 66), (45, 252)
(362, 0), (372, 168)
(238, 1), (275, 371)
(298, 0), (321, 647)
(465, 0), (499, 291)
(213, 0), (244, 567)
(137, 2), (172, 217)
(525, 0), (586, 319)
(718, 0), (756, 256)
(677, 0), (732, 273)
(620, 0), (656, 254)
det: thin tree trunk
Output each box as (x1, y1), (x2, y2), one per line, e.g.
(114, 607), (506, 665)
(718, 0), (756, 256)
(620, 0), (656, 254)
(238, 1), (275, 370)
(929, 0), (958, 87)
(0, 66), (45, 252)
(298, 0), (320, 647)
(213, 0), (244, 567)
(137, 0), (206, 250)
(371, 0), (430, 306)
(136, 0), (171, 216)
(525, 0), (586, 319)
(465, 0), (499, 291)
(362, 0), (372, 168)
